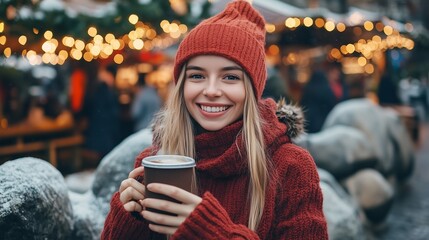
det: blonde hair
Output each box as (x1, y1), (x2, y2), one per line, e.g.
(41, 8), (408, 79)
(156, 65), (269, 231)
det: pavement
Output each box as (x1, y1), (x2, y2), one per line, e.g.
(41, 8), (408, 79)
(373, 121), (429, 240)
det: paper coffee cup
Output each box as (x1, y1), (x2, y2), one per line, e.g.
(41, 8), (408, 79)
(142, 155), (197, 215)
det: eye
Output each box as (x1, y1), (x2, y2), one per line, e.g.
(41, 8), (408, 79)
(187, 74), (204, 79)
(223, 74), (240, 80)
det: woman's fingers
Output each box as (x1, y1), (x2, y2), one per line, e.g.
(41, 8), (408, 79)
(146, 183), (202, 205)
(117, 167), (147, 212)
(123, 200), (144, 212)
(119, 170), (146, 205)
(138, 183), (202, 235)
(120, 185), (145, 204)
(128, 166), (145, 179)
(141, 208), (185, 228)
(119, 176), (146, 193)
(148, 223), (177, 235)
(140, 198), (193, 216)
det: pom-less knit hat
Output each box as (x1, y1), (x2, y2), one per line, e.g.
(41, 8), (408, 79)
(174, 0), (267, 99)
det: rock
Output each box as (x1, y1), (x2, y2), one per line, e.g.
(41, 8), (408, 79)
(91, 128), (153, 215)
(296, 125), (378, 179)
(0, 157), (73, 240)
(69, 191), (104, 240)
(343, 169), (394, 224)
(69, 128), (153, 239)
(65, 169), (95, 194)
(382, 108), (415, 182)
(318, 169), (364, 240)
(323, 99), (414, 180)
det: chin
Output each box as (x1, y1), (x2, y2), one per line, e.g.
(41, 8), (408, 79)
(200, 125), (223, 132)
(198, 121), (229, 132)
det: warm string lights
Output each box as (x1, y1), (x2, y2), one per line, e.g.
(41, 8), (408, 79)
(1, 13), (415, 67)
(331, 34), (414, 60)
(265, 16), (414, 36)
(0, 16), (189, 66)
(264, 16), (415, 75)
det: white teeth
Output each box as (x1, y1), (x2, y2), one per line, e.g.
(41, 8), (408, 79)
(201, 105), (228, 113)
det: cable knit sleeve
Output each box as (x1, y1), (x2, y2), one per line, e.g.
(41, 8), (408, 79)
(171, 192), (260, 240)
(272, 144), (328, 239)
(101, 192), (151, 239)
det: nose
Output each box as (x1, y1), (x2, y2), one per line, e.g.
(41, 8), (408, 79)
(203, 78), (222, 97)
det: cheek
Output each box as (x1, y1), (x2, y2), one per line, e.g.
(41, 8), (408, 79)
(183, 83), (197, 107)
(235, 94), (246, 115)
(228, 85), (246, 105)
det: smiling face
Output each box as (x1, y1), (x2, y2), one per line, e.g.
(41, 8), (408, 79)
(183, 55), (246, 131)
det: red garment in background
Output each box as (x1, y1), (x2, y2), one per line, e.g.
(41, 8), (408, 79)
(69, 69), (86, 113)
(330, 81), (343, 100)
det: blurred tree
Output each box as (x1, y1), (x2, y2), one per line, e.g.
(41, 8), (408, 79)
(0, 0), (211, 53)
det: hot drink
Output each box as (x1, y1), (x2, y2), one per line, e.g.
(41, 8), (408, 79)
(142, 155), (197, 215)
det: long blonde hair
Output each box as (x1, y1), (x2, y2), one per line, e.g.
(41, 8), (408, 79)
(156, 65), (269, 231)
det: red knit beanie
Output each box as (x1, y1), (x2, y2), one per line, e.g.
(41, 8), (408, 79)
(174, 0), (267, 99)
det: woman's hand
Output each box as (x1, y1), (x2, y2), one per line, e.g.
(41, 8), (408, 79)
(119, 166), (146, 212)
(140, 183), (202, 235)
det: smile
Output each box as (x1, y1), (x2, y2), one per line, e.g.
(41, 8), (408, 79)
(199, 105), (229, 113)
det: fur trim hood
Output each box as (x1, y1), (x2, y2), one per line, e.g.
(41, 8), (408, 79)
(275, 98), (305, 139)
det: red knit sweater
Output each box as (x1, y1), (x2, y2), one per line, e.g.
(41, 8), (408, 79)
(101, 99), (328, 239)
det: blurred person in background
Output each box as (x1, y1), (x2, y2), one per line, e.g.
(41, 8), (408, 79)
(300, 62), (348, 133)
(81, 63), (121, 162)
(326, 62), (348, 102)
(131, 72), (162, 132)
(23, 87), (73, 129)
(262, 64), (289, 102)
(377, 73), (401, 106)
(399, 75), (428, 121)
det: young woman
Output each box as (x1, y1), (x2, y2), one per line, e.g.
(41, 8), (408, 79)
(101, 1), (328, 239)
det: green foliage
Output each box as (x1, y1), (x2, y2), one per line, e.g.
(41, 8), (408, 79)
(1, 0), (209, 42)
(0, 65), (28, 89)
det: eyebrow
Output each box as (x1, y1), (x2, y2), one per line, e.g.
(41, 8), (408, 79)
(186, 65), (243, 71)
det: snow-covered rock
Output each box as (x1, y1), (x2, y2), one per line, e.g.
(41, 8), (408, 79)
(343, 169), (394, 224)
(68, 191), (104, 240)
(0, 128), (153, 240)
(91, 128), (153, 217)
(296, 125), (378, 179)
(65, 169), (95, 193)
(0, 158), (73, 239)
(69, 128), (153, 239)
(322, 98), (414, 180)
(318, 169), (364, 240)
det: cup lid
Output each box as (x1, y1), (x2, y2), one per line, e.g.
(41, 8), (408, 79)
(142, 155), (196, 169)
